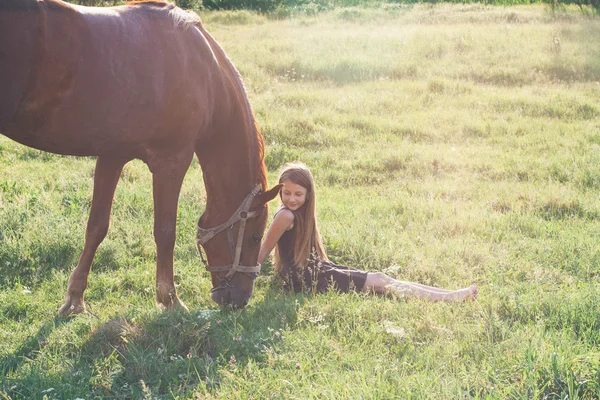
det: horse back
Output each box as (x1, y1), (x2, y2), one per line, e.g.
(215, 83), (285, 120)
(3, 0), (222, 160)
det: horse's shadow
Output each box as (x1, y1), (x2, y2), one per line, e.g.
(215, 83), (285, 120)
(2, 280), (304, 398)
(1, 317), (69, 377)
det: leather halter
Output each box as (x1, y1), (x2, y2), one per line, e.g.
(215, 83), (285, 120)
(196, 185), (263, 284)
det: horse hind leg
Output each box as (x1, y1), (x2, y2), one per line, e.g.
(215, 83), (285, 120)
(59, 157), (128, 316)
(151, 152), (193, 312)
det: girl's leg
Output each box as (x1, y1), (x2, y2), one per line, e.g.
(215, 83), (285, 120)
(395, 280), (459, 294)
(362, 272), (477, 302)
(389, 281), (477, 301)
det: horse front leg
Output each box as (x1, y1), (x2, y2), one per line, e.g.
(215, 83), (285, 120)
(59, 157), (128, 316)
(151, 154), (192, 311)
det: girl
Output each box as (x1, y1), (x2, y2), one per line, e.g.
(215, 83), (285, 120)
(258, 163), (477, 301)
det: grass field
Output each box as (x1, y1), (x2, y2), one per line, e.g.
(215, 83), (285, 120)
(2, 4), (600, 399)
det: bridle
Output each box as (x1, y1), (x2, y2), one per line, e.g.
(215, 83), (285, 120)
(196, 185), (263, 291)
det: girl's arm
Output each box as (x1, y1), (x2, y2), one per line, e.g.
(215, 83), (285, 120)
(258, 209), (294, 264)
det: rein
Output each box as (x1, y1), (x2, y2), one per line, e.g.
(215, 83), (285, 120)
(196, 185), (262, 287)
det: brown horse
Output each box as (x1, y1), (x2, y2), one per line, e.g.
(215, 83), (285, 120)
(0, 0), (281, 312)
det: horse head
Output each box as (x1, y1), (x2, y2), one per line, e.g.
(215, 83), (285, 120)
(198, 184), (281, 308)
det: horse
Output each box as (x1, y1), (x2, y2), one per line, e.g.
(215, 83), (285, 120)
(0, 0), (281, 312)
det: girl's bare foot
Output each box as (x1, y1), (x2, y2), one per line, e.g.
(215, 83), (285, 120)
(450, 285), (478, 302)
(467, 284), (478, 300)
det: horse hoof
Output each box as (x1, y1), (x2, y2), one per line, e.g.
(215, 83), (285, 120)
(158, 297), (189, 313)
(169, 298), (189, 312)
(175, 300), (189, 312)
(58, 297), (86, 317)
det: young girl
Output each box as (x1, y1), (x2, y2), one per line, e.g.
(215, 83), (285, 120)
(258, 163), (478, 301)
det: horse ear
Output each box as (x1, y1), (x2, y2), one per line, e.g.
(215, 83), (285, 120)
(255, 184), (282, 205)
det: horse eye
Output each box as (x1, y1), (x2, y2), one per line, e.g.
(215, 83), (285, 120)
(252, 233), (262, 243)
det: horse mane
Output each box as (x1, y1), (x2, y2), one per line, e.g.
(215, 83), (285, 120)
(126, 1), (200, 30)
(169, 5), (201, 29)
(127, 0), (171, 7)
(194, 22), (267, 190)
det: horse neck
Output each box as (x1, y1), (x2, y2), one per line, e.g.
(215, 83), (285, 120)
(197, 71), (268, 221)
(196, 23), (266, 222)
(0, 1), (42, 131)
(198, 115), (264, 223)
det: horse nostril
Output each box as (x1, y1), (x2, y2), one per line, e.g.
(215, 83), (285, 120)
(234, 294), (251, 309)
(231, 301), (247, 309)
(210, 288), (232, 305)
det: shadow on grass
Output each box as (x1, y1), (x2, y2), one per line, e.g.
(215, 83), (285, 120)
(0, 240), (78, 288)
(1, 283), (305, 398)
(0, 317), (69, 377)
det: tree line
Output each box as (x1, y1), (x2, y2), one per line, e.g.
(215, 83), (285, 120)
(68, 0), (599, 16)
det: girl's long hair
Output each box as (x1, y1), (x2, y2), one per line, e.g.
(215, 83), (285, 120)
(274, 163), (328, 272)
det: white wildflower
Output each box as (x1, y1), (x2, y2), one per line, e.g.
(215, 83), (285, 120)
(383, 320), (406, 338)
(197, 309), (219, 320)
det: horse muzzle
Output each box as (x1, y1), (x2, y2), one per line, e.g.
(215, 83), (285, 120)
(210, 283), (253, 308)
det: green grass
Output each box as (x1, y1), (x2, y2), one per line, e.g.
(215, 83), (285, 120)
(2, 4), (600, 398)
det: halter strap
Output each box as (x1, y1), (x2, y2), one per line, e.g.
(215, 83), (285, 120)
(196, 185), (262, 281)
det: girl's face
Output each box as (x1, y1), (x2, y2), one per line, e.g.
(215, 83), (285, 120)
(281, 179), (308, 211)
